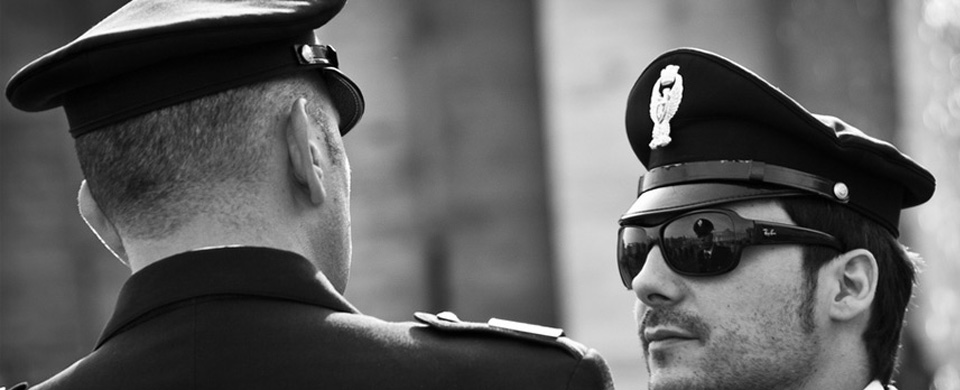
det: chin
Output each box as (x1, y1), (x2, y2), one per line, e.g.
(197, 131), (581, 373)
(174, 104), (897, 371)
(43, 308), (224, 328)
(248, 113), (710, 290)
(648, 363), (723, 390)
(645, 345), (707, 390)
(648, 380), (704, 390)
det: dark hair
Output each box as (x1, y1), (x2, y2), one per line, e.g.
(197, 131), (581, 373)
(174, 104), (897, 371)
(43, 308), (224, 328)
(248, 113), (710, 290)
(75, 72), (339, 239)
(779, 196), (918, 386)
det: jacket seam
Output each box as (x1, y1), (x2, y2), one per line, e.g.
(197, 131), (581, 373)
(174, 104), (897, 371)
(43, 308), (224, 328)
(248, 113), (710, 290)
(563, 352), (588, 390)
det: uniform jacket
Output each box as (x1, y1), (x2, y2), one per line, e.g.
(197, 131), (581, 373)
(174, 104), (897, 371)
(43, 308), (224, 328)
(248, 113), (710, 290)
(27, 247), (614, 390)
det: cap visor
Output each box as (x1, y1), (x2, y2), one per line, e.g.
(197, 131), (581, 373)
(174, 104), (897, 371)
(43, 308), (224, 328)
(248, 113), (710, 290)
(322, 68), (364, 135)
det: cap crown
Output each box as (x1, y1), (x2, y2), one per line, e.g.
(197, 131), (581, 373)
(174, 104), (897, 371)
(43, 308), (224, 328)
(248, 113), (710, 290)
(6, 0), (364, 135)
(623, 48), (935, 236)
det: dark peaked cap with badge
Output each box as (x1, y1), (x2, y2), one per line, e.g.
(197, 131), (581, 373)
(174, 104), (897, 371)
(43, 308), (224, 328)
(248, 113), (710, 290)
(621, 48), (935, 237)
(6, 0), (365, 137)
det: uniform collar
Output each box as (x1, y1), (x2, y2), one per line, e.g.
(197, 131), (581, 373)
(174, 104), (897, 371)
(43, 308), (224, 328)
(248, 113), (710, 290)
(96, 246), (359, 349)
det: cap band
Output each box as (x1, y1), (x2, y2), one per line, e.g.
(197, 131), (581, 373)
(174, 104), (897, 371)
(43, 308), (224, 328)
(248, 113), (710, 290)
(639, 160), (849, 203)
(64, 35), (347, 137)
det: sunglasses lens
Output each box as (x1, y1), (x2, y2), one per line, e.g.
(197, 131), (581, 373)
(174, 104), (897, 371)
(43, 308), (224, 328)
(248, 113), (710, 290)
(618, 226), (654, 287)
(661, 212), (740, 275)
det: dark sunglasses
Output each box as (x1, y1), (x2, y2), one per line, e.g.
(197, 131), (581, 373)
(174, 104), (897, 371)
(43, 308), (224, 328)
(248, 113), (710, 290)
(617, 208), (842, 288)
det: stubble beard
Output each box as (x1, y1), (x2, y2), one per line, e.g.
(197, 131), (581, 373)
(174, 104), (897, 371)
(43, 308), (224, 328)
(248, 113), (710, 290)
(639, 285), (820, 390)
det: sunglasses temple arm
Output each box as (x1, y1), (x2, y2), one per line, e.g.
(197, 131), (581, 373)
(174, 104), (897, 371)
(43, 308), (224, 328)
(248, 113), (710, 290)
(752, 222), (843, 250)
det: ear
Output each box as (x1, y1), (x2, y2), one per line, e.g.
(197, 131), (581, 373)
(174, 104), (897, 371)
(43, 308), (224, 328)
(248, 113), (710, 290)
(825, 249), (878, 322)
(77, 180), (129, 266)
(286, 98), (326, 205)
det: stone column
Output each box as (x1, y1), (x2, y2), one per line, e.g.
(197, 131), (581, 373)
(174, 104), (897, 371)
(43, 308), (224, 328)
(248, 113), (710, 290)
(322, 0), (558, 324)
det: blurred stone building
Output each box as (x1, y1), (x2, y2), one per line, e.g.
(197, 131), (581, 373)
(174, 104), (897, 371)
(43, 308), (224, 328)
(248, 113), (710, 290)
(2, 1), (957, 389)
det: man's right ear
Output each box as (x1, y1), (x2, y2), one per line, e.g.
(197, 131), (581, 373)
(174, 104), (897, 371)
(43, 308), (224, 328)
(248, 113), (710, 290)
(285, 98), (326, 205)
(77, 180), (129, 265)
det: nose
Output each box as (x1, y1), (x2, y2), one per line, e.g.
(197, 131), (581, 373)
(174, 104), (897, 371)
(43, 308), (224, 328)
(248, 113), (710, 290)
(632, 245), (684, 307)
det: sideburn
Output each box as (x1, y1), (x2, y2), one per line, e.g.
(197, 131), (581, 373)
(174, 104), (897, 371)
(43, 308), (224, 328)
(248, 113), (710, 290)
(798, 260), (819, 334)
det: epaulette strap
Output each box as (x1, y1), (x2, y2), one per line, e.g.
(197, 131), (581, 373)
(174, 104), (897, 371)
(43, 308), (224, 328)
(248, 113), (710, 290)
(488, 317), (564, 339)
(864, 380), (893, 390)
(414, 311), (587, 359)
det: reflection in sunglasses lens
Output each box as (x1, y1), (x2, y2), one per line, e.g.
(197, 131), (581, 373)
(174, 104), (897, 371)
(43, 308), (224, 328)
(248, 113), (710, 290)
(619, 227), (652, 286)
(663, 213), (737, 274)
(618, 212), (748, 286)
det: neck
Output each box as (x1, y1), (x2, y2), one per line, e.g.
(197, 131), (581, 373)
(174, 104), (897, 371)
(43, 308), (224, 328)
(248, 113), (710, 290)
(123, 216), (306, 273)
(119, 205), (349, 293)
(799, 328), (872, 390)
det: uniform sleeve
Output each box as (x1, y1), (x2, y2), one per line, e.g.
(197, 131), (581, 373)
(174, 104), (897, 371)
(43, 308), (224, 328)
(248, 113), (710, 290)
(564, 348), (615, 390)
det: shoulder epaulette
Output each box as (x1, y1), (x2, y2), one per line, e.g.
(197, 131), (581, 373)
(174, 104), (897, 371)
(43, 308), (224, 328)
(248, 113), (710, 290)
(413, 311), (589, 358)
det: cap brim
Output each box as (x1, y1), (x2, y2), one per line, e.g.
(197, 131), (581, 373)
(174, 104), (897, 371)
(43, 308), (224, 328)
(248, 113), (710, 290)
(322, 68), (364, 135)
(620, 182), (804, 224)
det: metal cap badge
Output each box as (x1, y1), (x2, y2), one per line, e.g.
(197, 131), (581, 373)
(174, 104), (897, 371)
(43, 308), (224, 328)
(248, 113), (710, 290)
(648, 65), (684, 149)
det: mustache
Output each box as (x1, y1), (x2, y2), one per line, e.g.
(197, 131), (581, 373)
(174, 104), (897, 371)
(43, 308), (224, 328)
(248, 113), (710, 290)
(639, 307), (711, 347)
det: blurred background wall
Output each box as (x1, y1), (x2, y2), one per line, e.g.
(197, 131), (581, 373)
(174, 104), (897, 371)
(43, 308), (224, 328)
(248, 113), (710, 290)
(2, 0), (958, 389)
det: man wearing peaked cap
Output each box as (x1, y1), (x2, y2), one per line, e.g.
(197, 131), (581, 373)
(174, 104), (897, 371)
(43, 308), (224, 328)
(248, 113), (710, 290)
(4, 1), (614, 389)
(617, 48), (935, 390)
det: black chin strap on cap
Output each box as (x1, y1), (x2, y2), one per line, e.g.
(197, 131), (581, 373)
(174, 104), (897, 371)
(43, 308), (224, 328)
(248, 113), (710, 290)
(639, 160), (852, 204)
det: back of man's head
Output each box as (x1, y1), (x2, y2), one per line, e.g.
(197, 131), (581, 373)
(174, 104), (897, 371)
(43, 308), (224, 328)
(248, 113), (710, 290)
(76, 73), (339, 240)
(5, 0), (365, 247)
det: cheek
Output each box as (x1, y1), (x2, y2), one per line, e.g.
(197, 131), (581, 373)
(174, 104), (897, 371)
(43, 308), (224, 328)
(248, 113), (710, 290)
(713, 287), (811, 357)
(704, 246), (810, 331)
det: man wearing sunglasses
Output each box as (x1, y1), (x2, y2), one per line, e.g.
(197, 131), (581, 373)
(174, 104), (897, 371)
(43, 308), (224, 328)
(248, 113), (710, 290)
(617, 48), (935, 390)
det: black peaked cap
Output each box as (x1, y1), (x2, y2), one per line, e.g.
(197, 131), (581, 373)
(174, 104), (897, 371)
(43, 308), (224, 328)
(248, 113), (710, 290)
(621, 48), (935, 237)
(6, 0), (364, 136)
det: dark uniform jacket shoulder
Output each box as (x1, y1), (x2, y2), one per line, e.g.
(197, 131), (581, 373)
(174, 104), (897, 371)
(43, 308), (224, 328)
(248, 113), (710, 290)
(29, 247), (614, 390)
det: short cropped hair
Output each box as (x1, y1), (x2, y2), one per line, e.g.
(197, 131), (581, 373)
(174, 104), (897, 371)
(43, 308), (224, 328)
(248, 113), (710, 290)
(75, 72), (339, 240)
(780, 197), (918, 386)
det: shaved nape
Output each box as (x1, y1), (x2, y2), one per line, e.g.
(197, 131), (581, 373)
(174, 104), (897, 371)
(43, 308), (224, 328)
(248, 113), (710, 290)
(75, 72), (336, 240)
